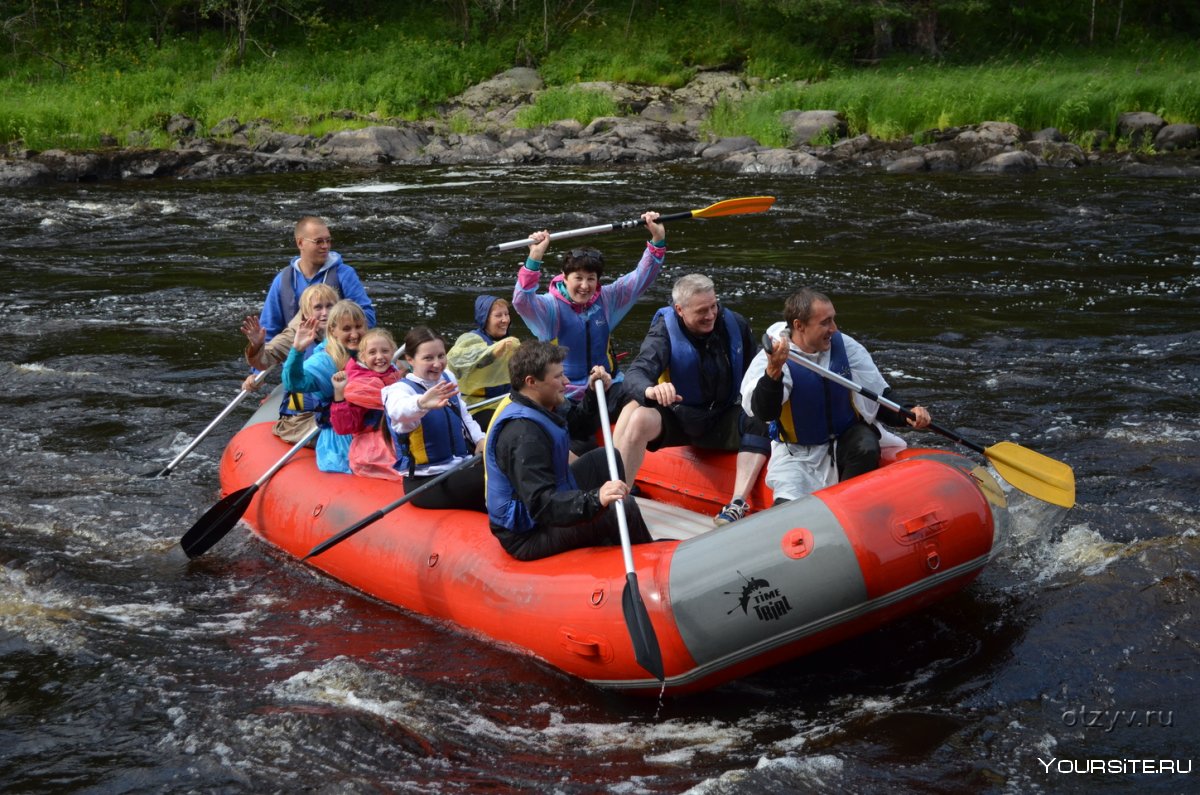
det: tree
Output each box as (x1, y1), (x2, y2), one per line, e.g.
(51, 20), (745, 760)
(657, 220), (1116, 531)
(201, 0), (317, 64)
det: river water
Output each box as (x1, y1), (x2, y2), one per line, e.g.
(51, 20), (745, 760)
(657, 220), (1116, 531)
(1, 164), (1197, 793)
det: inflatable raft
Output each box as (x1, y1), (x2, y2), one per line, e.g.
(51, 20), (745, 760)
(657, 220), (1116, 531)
(219, 409), (1009, 696)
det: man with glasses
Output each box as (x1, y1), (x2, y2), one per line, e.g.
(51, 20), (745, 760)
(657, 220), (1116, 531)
(257, 215), (376, 343)
(513, 211), (666, 423)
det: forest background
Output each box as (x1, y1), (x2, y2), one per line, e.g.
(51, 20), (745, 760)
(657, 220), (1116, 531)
(2, 0), (1198, 152)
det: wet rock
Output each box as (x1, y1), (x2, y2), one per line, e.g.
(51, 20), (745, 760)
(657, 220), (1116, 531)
(451, 67), (543, 113)
(31, 150), (115, 181)
(780, 110), (847, 146)
(1025, 140), (1087, 167)
(1032, 127), (1066, 142)
(0, 158), (53, 187)
(210, 117), (243, 137)
(973, 150), (1040, 174)
(957, 121), (1024, 146)
(1120, 161), (1200, 178)
(1117, 112), (1166, 147)
(886, 154), (928, 173)
(319, 125), (428, 164)
(1154, 123), (1199, 152)
(166, 114), (198, 137)
(252, 132), (312, 154)
(924, 149), (961, 172)
(719, 148), (832, 175)
(696, 136), (760, 159)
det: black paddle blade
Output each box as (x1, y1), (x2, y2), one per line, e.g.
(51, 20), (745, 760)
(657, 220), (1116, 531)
(179, 485), (258, 559)
(622, 572), (665, 682)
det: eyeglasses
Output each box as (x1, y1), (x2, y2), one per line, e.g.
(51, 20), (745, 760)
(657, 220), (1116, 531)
(303, 236), (333, 246)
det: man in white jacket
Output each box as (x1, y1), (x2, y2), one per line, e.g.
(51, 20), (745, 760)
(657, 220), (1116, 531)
(740, 288), (932, 503)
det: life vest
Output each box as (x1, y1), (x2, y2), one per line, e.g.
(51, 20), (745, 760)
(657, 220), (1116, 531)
(469, 329), (513, 399)
(554, 304), (616, 388)
(485, 398), (578, 533)
(281, 345), (328, 418)
(773, 332), (858, 445)
(389, 375), (472, 477)
(276, 261), (344, 327)
(652, 306), (744, 408)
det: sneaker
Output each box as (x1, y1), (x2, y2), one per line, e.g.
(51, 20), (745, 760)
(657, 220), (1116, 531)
(714, 498), (748, 526)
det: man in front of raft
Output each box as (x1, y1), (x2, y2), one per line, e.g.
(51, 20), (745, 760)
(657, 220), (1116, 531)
(740, 287), (932, 503)
(485, 340), (654, 561)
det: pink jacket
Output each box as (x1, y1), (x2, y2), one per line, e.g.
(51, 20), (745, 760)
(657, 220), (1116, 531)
(330, 358), (402, 434)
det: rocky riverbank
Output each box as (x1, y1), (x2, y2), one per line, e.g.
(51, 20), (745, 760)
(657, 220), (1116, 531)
(4, 67), (1199, 187)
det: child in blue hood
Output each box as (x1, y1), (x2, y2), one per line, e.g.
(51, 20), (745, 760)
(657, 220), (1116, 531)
(447, 295), (520, 429)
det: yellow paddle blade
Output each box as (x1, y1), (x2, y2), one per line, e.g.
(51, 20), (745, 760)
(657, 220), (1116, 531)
(984, 441), (1076, 508)
(691, 196), (776, 219)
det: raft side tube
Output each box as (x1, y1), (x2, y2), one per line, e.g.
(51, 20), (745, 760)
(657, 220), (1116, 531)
(664, 456), (997, 676)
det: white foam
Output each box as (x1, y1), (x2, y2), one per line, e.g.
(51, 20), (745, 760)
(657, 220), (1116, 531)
(0, 565), (86, 652)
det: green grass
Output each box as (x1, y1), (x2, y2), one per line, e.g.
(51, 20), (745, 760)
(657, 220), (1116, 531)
(706, 44), (1200, 144)
(515, 87), (619, 127)
(0, 25), (513, 149)
(1, 4), (1196, 151)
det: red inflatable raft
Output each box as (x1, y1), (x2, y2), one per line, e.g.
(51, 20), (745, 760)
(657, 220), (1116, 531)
(219, 416), (1008, 696)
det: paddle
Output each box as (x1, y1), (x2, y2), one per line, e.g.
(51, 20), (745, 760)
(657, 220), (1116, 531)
(299, 394), (506, 561)
(180, 391), (503, 559)
(300, 453), (482, 563)
(765, 335), (1075, 508)
(145, 365), (276, 478)
(595, 379), (665, 682)
(485, 196), (777, 253)
(180, 425), (320, 558)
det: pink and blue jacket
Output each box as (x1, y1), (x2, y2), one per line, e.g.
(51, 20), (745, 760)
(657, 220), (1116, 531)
(512, 240), (665, 400)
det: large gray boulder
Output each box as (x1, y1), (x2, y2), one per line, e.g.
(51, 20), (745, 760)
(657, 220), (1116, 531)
(1117, 112), (1166, 147)
(452, 67), (544, 111)
(0, 158), (53, 187)
(956, 121), (1024, 146)
(696, 136), (760, 159)
(719, 148), (832, 175)
(780, 110), (846, 146)
(1153, 123), (1199, 152)
(972, 150), (1040, 174)
(318, 125), (428, 164)
(1025, 139), (1087, 167)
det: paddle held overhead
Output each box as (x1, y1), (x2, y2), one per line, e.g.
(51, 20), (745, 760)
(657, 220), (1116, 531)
(485, 196), (776, 253)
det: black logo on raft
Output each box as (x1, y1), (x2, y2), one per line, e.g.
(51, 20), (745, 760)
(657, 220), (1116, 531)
(726, 571), (793, 621)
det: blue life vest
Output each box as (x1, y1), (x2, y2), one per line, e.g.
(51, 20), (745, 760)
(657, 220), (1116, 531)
(652, 306), (744, 408)
(276, 261), (343, 328)
(554, 304), (615, 388)
(469, 329), (514, 399)
(485, 398), (578, 533)
(774, 332), (858, 445)
(280, 344), (326, 418)
(389, 375), (472, 477)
